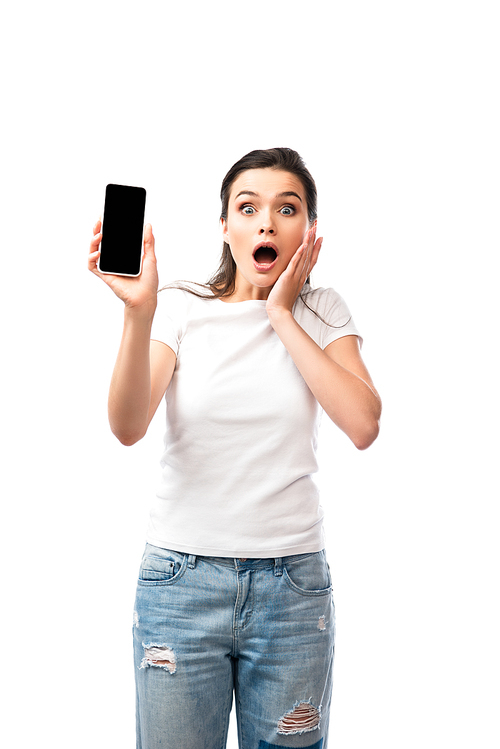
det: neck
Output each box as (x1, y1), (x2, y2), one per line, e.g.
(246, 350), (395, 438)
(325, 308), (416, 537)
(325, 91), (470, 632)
(220, 272), (272, 303)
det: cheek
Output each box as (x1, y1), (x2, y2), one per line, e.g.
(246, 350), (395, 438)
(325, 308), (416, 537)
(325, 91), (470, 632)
(287, 223), (308, 250)
(224, 216), (248, 246)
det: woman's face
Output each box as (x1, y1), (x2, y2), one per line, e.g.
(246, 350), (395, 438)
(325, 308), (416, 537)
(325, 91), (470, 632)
(221, 168), (312, 300)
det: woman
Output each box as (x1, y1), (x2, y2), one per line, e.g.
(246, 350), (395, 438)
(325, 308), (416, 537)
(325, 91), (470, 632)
(89, 148), (381, 749)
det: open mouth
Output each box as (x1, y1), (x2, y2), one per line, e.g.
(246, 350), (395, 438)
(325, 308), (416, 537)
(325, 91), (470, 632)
(253, 243), (278, 269)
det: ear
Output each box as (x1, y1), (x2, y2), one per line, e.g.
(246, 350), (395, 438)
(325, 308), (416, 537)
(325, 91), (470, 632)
(221, 217), (230, 245)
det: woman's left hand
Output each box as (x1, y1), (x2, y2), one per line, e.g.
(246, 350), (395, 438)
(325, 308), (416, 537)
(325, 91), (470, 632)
(266, 226), (323, 318)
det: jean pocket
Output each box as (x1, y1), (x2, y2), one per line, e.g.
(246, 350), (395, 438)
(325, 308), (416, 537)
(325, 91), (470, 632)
(283, 551), (332, 597)
(138, 545), (187, 586)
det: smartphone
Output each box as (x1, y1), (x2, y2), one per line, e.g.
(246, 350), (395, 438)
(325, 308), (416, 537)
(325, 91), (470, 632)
(98, 184), (147, 276)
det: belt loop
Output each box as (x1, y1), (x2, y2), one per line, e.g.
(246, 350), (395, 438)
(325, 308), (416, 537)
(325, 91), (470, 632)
(274, 557), (283, 577)
(187, 555), (197, 569)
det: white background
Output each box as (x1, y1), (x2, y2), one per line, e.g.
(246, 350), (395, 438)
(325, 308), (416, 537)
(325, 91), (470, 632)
(1, 1), (498, 746)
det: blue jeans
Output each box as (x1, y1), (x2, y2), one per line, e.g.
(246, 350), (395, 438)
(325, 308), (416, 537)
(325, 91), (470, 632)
(133, 545), (335, 749)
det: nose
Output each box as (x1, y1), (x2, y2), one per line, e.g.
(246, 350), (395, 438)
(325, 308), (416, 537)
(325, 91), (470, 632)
(259, 214), (275, 234)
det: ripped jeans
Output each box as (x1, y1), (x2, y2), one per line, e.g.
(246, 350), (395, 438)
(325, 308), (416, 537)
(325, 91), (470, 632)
(133, 545), (335, 749)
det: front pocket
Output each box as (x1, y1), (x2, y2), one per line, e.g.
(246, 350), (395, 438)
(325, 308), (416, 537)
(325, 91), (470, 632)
(138, 547), (188, 585)
(282, 552), (332, 597)
(139, 555), (176, 582)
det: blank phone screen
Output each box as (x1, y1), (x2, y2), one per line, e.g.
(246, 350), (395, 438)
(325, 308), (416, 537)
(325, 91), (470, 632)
(99, 184), (146, 276)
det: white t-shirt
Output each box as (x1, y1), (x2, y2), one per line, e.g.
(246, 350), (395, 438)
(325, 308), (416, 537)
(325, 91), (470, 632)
(148, 285), (360, 558)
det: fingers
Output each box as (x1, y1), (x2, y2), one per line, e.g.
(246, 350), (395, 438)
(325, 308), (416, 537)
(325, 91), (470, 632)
(310, 236), (323, 270)
(88, 218), (102, 272)
(294, 226), (322, 279)
(91, 218), (101, 243)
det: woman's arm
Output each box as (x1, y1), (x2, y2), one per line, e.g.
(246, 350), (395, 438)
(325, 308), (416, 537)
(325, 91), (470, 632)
(267, 312), (380, 449)
(108, 316), (176, 445)
(266, 227), (381, 450)
(89, 220), (176, 445)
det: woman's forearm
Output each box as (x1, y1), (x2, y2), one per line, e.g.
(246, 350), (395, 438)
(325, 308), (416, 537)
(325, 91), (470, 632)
(268, 310), (381, 450)
(108, 305), (156, 445)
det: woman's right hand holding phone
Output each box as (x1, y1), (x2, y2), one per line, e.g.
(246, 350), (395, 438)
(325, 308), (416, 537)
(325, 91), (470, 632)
(88, 219), (159, 319)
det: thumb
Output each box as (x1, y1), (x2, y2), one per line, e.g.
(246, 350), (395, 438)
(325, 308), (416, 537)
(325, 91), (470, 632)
(144, 223), (155, 257)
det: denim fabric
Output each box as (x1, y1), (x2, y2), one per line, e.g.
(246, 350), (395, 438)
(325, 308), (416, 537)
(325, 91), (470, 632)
(259, 742), (323, 749)
(133, 545), (335, 749)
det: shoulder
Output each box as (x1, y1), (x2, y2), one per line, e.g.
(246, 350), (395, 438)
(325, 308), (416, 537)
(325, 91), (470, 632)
(295, 285), (351, 323)
(294, 285), (362, 349)
(152, 284), (212, 350)
(156, 283), (212, 313)
(157, 282), (204, 300)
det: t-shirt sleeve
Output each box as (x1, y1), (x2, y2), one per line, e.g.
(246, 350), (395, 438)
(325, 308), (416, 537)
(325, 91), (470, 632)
(317, 287), (362, 349)
(150, 287), (187, 355)
(296, 287), (362, 350)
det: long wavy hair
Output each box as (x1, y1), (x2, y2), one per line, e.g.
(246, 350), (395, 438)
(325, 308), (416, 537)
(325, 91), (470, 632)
(162, 147), (318, 302)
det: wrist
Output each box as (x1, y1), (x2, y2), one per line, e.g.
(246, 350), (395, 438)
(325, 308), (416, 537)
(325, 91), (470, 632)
(124, 298), (157, 326)
(266, 305), (294, 330)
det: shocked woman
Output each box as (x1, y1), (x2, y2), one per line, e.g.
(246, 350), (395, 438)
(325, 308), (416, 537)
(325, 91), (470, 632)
(89, 147), (381, 749)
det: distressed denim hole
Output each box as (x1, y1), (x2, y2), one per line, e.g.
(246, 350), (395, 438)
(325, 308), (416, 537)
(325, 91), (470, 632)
(277, 700), (321, 734)
(139, 645), (176, 674)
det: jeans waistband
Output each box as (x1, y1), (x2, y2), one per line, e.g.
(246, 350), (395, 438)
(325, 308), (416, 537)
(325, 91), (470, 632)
(184, 551), (324, 574)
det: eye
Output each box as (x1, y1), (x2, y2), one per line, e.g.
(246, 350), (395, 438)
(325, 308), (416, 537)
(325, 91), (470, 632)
(280, 205), (296, 216)
(241, 204), (256, 215)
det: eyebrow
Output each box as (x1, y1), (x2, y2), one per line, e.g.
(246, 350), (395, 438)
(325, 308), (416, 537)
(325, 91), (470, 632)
(234, 190), (303, 202)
